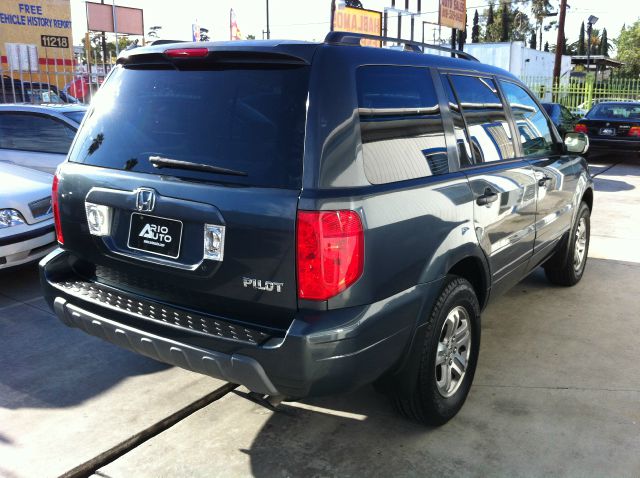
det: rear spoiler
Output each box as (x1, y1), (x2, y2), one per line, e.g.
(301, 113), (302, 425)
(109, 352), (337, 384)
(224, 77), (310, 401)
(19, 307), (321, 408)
(118, 42), (316, 67)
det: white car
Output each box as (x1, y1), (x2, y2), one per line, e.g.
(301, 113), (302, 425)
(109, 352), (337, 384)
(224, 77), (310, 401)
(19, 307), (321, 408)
(0, 162), (57, 269)
(0, 104), (86, 175)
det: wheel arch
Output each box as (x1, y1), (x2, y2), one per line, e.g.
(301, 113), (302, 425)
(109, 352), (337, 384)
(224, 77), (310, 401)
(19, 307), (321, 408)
(581, 187), (594, 211)
(447, 255), (490, 310)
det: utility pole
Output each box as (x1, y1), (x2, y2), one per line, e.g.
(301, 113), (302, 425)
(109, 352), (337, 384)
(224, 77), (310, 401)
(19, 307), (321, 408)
(100, 0), (107, 65)
(265, 0), (271, 39)
(552, 0), (567, 81)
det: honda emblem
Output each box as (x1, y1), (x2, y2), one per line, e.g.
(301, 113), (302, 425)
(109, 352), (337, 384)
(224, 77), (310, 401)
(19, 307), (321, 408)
(136, 188), (156, 212)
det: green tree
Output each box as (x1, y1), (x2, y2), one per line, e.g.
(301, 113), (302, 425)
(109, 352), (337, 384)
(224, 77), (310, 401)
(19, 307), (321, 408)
(544, 41), (549, 52)
(472, 10), (480, 43)
(500, 3), (509, 41)
(615, 19), (640, 76)
(578, 21), (586, 55)
(484, 1), (532, 43)
(485, 2), (495, 41)
(529, 30), (537, 49)
(246, 34), (256, 40)
(599, 28), (609, 56)
(199, 28), (210, 42)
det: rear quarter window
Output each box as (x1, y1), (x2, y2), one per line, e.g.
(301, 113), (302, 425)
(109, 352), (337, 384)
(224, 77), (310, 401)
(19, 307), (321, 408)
(356, 66), (449, 184)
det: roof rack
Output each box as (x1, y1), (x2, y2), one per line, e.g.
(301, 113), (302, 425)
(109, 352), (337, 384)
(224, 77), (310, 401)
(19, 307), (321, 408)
(324, 31), (479, 62)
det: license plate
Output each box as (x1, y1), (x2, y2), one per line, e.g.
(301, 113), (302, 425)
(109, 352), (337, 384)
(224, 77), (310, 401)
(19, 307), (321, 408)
(599, 127), (616, 136)
(128, 213), (182, 259)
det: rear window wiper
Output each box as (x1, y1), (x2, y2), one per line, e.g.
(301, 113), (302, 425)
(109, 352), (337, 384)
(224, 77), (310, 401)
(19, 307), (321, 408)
(149, 156), (248, 177)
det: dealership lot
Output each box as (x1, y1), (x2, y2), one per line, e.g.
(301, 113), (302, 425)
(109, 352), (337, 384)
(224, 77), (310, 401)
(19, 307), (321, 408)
(1, 156), (639, 477)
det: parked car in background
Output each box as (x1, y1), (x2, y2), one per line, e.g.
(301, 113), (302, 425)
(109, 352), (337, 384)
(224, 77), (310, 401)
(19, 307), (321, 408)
(572, 97), (638, 117)
(0, 162), (56, 270)
(575, 101), (640, 156)
(21, 82), (79, 104)
(0, 104), (86, 174)
(542, 102), (578, 136)
(1, 77), (77, 104)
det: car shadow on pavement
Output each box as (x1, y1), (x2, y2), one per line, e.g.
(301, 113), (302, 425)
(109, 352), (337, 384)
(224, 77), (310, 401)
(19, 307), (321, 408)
(0, 265), (170, 410)
(592, 177), (634, 192)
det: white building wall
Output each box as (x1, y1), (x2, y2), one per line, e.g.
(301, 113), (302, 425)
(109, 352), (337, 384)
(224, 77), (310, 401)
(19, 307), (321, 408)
(462, 41), (571, 83)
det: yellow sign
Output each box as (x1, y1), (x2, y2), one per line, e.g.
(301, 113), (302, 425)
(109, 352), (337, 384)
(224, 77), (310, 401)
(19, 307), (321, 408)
(0, 0), (74, 81)
(439, 0), (466, 31)
(332, 6), (382, 47)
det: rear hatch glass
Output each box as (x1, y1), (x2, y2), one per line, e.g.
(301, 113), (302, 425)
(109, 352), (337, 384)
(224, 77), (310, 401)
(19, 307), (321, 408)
(69, 64), (309, 188)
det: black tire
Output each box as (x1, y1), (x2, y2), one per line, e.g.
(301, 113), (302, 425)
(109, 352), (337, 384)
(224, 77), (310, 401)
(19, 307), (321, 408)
(544, 202), (591, 286)
(394, 276), (481, 426)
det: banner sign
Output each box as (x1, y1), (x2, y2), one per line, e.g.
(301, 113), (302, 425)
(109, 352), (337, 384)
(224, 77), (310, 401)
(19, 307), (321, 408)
(332, 6), (382, 47)
(0, 0), (74, 76)
(439, 0), (466, 31)
(86, 2), (144, 35)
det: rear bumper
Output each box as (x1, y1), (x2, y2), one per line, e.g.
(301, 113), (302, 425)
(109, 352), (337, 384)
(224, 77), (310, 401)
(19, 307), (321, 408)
(40, 249), (440, 398)
(589, 138), (640, 153)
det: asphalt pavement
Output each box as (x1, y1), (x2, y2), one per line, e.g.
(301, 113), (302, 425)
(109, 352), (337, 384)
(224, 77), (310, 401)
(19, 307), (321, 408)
(1, 155), (639, 477)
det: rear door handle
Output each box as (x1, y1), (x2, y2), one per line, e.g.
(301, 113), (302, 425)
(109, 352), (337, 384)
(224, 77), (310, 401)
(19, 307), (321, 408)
(538, 175), (552, 187)
(476, 188), (498, 206)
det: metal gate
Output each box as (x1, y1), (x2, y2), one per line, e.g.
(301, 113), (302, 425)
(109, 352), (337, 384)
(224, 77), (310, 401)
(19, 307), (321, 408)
(1, 35), (111, 105)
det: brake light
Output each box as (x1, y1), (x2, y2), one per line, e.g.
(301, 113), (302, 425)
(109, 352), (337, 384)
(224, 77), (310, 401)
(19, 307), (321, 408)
(52, 173), (63, 244)
(575, 124), (588, 134)
(164, 48), (209, 58)
(628, 126), (640, 137)
(297, 210), (364, 301)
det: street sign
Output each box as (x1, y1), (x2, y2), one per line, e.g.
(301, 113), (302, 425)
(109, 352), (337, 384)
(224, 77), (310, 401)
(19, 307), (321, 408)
(332, 6), (382, 47)
(439, 0), (466, 31)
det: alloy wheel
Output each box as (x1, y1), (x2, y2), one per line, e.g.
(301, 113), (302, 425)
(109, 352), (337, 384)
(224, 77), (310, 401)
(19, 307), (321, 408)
(435, 306), (471, 398)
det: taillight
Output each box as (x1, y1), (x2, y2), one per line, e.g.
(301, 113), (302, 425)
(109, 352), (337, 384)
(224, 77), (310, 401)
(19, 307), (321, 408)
(296, 210), (364, 301)
(575, 124), (588, 134)
(52, 172), (63, 244)
(164, 48), (209, 58)
(628, 126), (640, 137)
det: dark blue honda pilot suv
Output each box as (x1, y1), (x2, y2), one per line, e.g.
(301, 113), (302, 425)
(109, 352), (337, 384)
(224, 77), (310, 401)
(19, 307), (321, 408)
(40, 33), (593, 425)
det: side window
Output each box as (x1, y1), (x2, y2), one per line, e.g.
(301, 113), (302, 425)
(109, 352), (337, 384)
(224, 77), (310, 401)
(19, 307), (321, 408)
(500, 81), (558, 157)
(441, 75), (474, 167)
(560, 105), (574, 122)
(356, 66), (448, 184)
(0, 113), (74, 154)
(449, 75), (516, 163)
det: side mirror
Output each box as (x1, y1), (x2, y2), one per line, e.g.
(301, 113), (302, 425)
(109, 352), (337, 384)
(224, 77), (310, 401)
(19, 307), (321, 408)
(564, 132), (589, 155)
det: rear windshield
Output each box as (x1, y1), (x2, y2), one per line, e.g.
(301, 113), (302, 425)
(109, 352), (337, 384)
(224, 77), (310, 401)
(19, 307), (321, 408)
(68, 64), (310, 188)
(587, 103), (640, 119)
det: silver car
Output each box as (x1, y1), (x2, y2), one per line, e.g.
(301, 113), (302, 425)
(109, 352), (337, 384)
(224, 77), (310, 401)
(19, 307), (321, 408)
(0, 104), (87, 175)
(0, 162), (56, 269)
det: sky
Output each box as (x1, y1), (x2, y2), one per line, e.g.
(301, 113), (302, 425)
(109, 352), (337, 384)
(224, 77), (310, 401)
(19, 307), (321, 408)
(69, 0), (635, 53)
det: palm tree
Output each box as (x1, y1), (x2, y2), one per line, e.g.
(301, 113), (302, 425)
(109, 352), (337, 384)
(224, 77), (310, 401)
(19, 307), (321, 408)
(531, 0), (553, 51)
